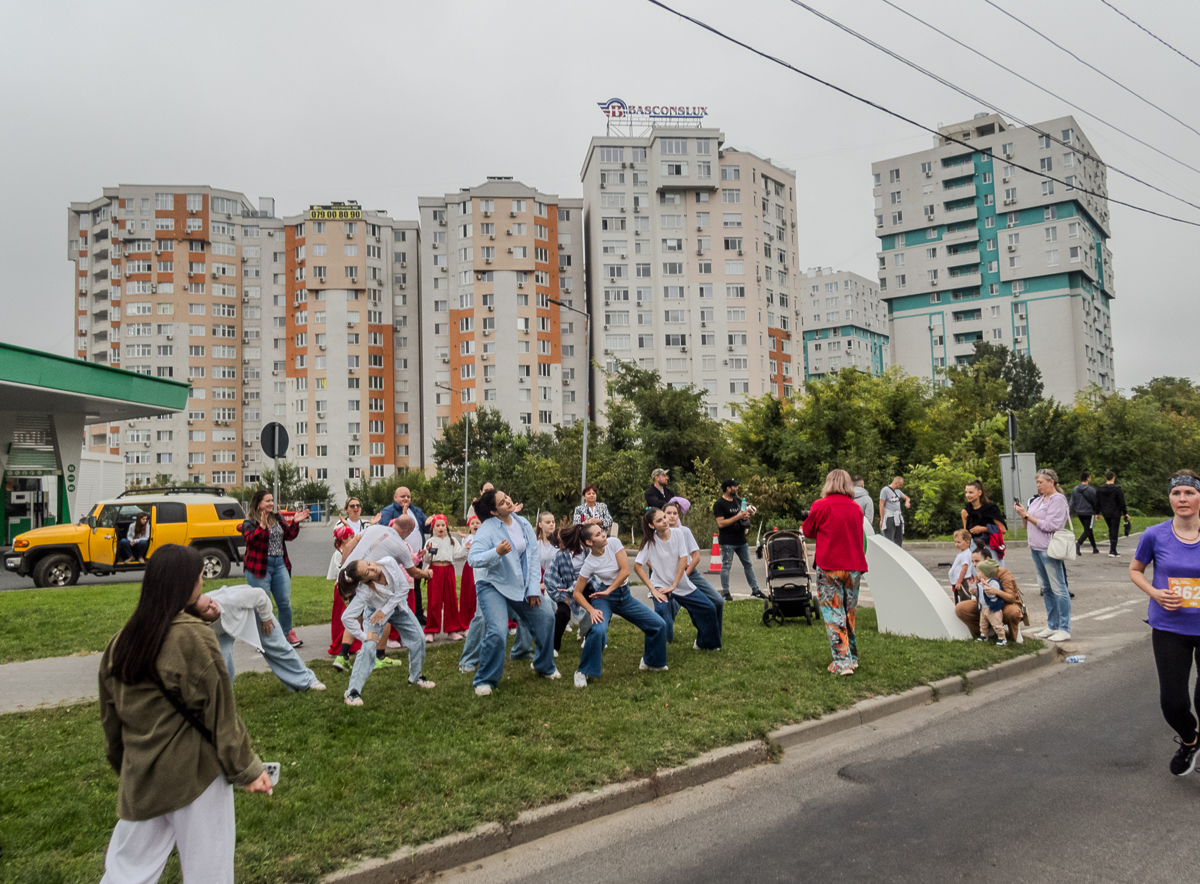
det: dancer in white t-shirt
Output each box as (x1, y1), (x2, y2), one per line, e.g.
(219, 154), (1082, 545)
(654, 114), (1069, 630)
(635, 508), (722, 650)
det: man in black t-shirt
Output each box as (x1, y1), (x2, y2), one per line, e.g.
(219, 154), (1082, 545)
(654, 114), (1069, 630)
(712, 478), (763, 601)
(645, 468), (675, 511)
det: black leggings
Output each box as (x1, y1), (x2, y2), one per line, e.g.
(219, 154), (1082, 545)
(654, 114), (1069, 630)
(553, 601), (572, 652)
(1152, 628), (1200, 742)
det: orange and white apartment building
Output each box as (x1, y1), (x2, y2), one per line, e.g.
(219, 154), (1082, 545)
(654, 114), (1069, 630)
(69, 188), (421, 488)
(417, 180), (585, 457)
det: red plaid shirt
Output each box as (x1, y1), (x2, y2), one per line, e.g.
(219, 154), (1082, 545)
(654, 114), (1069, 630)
(240, 518), (300, 577)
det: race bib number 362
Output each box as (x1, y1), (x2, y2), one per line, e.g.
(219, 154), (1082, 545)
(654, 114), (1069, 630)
(1168, 577), (1200, 608)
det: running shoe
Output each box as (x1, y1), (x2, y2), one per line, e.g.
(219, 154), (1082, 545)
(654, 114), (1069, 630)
(638, 658), (668, 673)
(474, 684), (493, 696)
(286, 629), (303, 647)
(574, 671), (588, 689)
(344, 690), (363, 707)
(331, 656), (347, 672)
(1171, 737), (1199, 777)
(412, 676), (436, 689)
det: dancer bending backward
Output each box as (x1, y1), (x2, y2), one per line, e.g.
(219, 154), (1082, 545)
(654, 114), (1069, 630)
(338, 556), (436, 706)
(663, 499), (726, 644)
(423, 515), (467, 642)
(332, 516), (431, 673)
(801, 469), (869, 676)
(572, 523), (668, 689)
(466, 489), (559, 696)
(544, 523), (590, 653)
(634, 508), (721, 650)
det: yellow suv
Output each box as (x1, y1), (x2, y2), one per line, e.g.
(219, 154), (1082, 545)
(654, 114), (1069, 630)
(4, 486), (245, 587)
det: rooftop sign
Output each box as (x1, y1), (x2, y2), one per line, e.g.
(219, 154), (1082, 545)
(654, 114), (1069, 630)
(597, 98), (708, 120)
(308, 205), (362, 220)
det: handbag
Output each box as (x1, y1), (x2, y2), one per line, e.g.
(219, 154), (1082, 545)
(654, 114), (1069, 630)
(1047, 527), (1077, 561)
(151, 673), (215, 744)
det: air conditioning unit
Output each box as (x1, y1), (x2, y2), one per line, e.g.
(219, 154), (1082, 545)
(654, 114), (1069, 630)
(432, 243), (438, 250)
(925, 171), (932, 178)
(701, 321), (707, 328)
(351, 433), (359, 440)
(562, 378), (570, 386)
(483, 329), (490, 336)
(507, 247), (513, 254)
(487, 305), (494, 312)
(241, 256), (248, 263)
(602, 324), (609, 331)
(242, 358), (249, 364)
(351, 277), (357, 283)
(519, 376), (527, 383)
(346, 233), (353, 239)
(441, 356), (449, 364)
(316, 411), (325, 418)
(485, 258), (492, 264)
(439, 219), (446, 226)
(517, 282), (523, 289)
(930, 279), (938, 286)
(680, 346), (687, 352)
(509, 211), (517, 218)
(241, 378), (249, 385)
(634, 207), (640, 213)
(1003, 176), (1011, 183)
(187, 420), (194, 425)
(610, 277), (616, 284)
(375, 236), (381, 242)
(212, 272), (219, 278)
(728, 346), (734, 352)
(620, 207), (626, 213)
(150, 283), (157, 293)
(244, 440), (252, 447)
(166, 334), (173, 340)
(634, 230), (641, 237)
(319, 344), (326, 351)
(738, 249), (743, 256)
(600, 183), (606, 189)
(268, 230), (274, 236)
(483, 211), (491, 217)
(1014, 335), (1023, 343)
(481, 354), (488, 361)
(399, 283), (406, 289)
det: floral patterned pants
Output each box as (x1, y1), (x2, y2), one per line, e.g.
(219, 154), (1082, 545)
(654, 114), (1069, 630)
(816, 568), (862, 671)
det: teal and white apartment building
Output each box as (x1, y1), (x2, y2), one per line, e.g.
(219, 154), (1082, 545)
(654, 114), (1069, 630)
(872, 113), (1115, 400)
(800, 267), (890, 381)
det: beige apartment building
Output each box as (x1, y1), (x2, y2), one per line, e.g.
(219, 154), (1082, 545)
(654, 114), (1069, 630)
(417, 180), (585, 457)
(69, 186), (271, 487)
(580, 127), (800, 421)
(873, 113), (1115, 400)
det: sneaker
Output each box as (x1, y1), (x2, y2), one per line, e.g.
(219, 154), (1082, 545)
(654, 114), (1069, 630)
(574, 671), (588, 689)
(412, 676), (436, 689)
(1109, 552), (1121, 558)
(424, 634), (433, 643)
(386, 639), (402, 649)
(639, 658), (669, 673)
(554, 649), (559, 658)
(474, 684), (493, 697)
(751, 589), (767, 600)
(309, 680), (327, 691)
(508, 627), (517, 636)
(995, 640), (1008, 647)
(1046, 630), (1071, 642)
(331, 657), (347, 672)
(1171, 737), (1200, 777)
(1092, 548), (1101, 554)
(837, 666), (854, 676)
(1029, 627), (1053, 639)
(975, 636), (987, 642)
(543, 668), (562, 680)
(721, 592), (733, 602)
(375, 656), (403, 669)
(565, 624), (574, 633)
(344, 690), (363, 706)
(286, 629), (303, 648)
(459, 664), (476, 674)
(1075, 543), (1082, 557)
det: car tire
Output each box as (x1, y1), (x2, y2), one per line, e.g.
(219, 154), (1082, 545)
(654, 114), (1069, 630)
(199, 546), (231, 580)
(33, 553), (81, 588)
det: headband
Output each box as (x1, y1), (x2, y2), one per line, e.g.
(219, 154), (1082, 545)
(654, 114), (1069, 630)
(1170, 475), (1200, 492)
(429, 514), (449, 527)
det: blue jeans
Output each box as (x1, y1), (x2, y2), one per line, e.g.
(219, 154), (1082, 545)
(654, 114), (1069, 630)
(459, 595), (534, 670)
(652, 586), (721, 650)
(1030, 548), (1071, 633)
(117, 538), (149, 561)
(347, 602), (427, 696)
(217, 615), (319, 691)
(246, 556), (292, 633)
(578, 585), (667, 679)
(474, 583), (556, 689)
(689, 572), (724, 644)
(720, 543), (760, 595)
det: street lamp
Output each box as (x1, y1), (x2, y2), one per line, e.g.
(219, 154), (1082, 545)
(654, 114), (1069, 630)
(434, 382), (471, 520)
(546, 296), (590, 496)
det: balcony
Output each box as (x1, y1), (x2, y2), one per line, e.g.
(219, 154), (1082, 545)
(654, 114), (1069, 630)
(940, 205), (978, 226)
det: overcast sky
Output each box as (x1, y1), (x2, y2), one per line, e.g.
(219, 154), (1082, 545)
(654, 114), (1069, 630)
(2, 0), (1196, 391)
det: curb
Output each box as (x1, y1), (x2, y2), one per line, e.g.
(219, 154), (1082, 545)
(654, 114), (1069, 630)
(324, 648), (1056, 884)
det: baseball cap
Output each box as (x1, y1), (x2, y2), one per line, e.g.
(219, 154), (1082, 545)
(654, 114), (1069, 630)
(721, 478), (739, 491)
(651, 468), (669, 479)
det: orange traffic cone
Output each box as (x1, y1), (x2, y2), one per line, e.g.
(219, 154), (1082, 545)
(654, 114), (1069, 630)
(708, 534), (721, 573)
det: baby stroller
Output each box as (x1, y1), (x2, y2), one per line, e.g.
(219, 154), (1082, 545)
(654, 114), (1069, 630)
(757, 529), (816, 626)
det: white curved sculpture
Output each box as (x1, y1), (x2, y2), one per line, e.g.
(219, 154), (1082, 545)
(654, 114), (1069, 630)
(865, 534), (972, 641)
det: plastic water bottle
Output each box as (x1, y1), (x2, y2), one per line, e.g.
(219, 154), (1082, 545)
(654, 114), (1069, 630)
(1065, 655), (1087, 664)
(740, 497), (747, 513)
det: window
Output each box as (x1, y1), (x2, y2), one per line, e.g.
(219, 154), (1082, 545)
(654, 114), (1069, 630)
(1041, 180), (1054, 196)
(891, 211), (903, 225)
(889, 169), (900, 183)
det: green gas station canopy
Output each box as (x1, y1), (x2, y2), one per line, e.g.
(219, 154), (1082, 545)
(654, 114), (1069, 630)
(0, 341), (189, 422)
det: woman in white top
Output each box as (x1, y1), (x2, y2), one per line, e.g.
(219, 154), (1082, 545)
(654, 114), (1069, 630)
(571, 522), (668, 688)
(536, 511), (560, 575)
(338, 556), (435, 705)
(636, 508), (721, 650)
(117, 512), (151, 563)
(662, 500), (725, 645)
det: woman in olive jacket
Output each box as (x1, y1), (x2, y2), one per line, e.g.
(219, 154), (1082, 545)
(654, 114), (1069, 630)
(97, 544), (271, 883)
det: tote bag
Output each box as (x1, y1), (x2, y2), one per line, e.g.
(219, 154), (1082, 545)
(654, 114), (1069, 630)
(1047, 527), (1077, 561)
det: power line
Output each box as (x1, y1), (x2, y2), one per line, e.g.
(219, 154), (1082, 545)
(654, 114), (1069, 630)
(981, 0), (1200, 140)
(880, 0), (1200, 179)
(642, 0), (1200, 228)
(1097, 0), (1200, 72)
(785, 0), (1200, 215)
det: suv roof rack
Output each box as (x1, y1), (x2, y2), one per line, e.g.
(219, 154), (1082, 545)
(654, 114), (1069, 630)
(118, 486), (228, 498)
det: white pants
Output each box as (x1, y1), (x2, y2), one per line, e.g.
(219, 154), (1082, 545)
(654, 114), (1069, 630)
(100, 774), (235, 884)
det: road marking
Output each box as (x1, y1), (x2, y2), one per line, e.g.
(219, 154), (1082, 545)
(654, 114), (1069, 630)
(1094, 611), (1132, 621)
(1072, 598), (1142, 621)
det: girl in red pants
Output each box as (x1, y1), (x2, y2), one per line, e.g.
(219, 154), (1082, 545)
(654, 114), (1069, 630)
(457, 515), (481, 627)
(327, 524), (362, 665)
(423, 515), (467, 641)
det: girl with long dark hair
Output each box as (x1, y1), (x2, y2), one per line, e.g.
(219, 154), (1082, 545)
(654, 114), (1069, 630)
(240, 489), (309, 648)
(634, 508), (721, 650)
(117, 511), (151, 563)
(97, 544), (270, 882)
(962, 478), (1007, 566)
(570, 522), (668, 689)
(544, 522), (590, 653)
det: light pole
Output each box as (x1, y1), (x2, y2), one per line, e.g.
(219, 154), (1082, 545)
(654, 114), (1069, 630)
(434, 382), (471, 520)
(546, 296), (590, 495)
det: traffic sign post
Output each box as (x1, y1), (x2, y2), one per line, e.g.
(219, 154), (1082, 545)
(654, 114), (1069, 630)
(260, 422), (290, 508)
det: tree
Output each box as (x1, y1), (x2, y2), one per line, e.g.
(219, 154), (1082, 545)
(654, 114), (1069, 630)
(1132, 376), (1200, 420)
(259, 462), (302, 504)
(963, 341), (1044, 410)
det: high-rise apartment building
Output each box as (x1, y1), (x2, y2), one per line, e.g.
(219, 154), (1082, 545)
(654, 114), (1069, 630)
(581, 128), (801, 419)
(873, 113), (1115, 400)
(69, 186), (272, 487)
(417, 180), (585, 456)
(273, 203), (420, 485)
(800, 268), (890, 381)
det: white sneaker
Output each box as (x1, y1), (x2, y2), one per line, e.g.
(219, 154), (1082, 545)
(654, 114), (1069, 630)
(574, 670), (588, 688)
(309, 680), (327, 691)
(474, 684), (493, 696)
(1046, 630), (1072, 642)
(543, 668), (562, 680)
(1029, 627), (1052, 639)
(412, 677), (436, 689)
(639, 657), (669, 673)
(459, 664), (476, 674)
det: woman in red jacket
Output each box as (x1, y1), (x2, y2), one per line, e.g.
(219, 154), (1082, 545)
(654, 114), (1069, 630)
(801, 469), (869, 676)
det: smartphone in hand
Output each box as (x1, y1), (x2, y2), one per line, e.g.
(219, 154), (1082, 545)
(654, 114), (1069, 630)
(263, 762), (281, 787)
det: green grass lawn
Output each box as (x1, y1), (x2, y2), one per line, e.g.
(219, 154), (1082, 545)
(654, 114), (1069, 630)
(0, 577), (334, 665)
(0, 604), (1040, 884)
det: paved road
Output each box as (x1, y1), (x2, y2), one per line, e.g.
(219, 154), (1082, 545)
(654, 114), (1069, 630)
(435, 636), (1198, 884)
